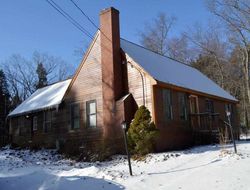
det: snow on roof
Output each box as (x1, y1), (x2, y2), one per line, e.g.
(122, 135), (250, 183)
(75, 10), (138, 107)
(120, 39), (237, 102)
(8, 79), (72, 117)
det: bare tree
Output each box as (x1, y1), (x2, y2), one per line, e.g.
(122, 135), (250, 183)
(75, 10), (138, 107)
(2, 52), (74, 108)
(207, 0), (250, 127)
(184, 22), (232, 89)
(140, 13), (176, 56)
(167, 35), (193, 63)
(32, 51), (74, 83)
(3, 54), (36, 102)
(140, 13), (194, 63)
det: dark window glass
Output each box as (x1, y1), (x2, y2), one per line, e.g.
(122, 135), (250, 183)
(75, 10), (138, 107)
(33, 116), (38, 131)
(52, 110), (57, 122)
(205, 99), (214, 113)
(163, 89), (173, 120)
(44, 111), (52, 132)
(179, 93), (188, 120)
(18, 117), (25, 136)
(71, 104), (80, 129)
(225, 103), (233, 122)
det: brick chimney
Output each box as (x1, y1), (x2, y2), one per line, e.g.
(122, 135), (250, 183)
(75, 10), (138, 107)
(100, 7), (125, 138)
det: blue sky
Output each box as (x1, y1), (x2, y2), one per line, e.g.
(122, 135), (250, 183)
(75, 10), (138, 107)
(0, 0), (212, 67)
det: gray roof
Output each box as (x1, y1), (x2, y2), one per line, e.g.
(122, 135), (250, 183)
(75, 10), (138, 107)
(121, 39), (237, 102)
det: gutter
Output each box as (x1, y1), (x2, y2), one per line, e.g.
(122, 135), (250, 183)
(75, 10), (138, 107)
(7, 103), (61, 118)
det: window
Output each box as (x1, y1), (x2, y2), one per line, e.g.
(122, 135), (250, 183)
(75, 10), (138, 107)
(189, 95), (198, 114)
(33, 116), (38, 131)
(44, 111), (52, 133)
(179, 93), (188, 120)
(86, 100), (97, 128)
(52, 110), (57, 124)
(205, 99), (214, 113)
(163, 89), (173, 120)
(225, 104), (232, 114)
(18, 116), (25, 136)
(71, 104), (80, 129)
(9, 118), (13, 135)
(225, 103), (233, 121)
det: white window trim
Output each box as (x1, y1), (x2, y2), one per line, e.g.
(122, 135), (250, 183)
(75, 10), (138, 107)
(86, 100), (97, 128)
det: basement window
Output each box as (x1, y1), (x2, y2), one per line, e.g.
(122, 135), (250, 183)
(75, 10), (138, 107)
(71, 104), (80, 129)
(163, 89), (173, 120)
(86, 100), (97, 128)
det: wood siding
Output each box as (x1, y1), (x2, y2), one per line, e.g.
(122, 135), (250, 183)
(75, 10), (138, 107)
(153, 85), (192, 151)
(60, 33), (105, 155)
(10, 34), (107, 155)
(65, 34), (103, 129)
(153, 84), (239, 151)
(126, 55), (155, 115)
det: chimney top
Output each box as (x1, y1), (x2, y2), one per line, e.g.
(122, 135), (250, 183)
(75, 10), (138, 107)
(100, 7), (119, 15)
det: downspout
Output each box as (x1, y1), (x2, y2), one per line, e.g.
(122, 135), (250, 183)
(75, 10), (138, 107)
(127, 61), (145, 106)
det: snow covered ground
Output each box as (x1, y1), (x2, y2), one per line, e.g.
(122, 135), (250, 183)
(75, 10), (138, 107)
(0, 141), (250, 190)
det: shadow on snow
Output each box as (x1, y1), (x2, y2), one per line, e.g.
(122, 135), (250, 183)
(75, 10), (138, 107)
(0, 169), (124, 190)
(147, 158), (222, 176)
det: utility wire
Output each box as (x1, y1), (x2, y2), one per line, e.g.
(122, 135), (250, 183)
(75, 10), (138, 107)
(46, 0), (112, 55)
(69, 0), (112, 42)
(46, 0), (94, 40)
(69, 0), (99, 30)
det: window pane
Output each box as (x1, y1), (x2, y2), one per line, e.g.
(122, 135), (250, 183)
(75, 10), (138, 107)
(73, 105), (79, 117)
(225, 104), (233, 122)
(18, 117), (24, 127)
(44, 123), (49, 133)
(167, 92), (171, 105)
(89, 102), (96, 114)
(89, 115), (96, 127)
(74, 118), (80, 129)
(71, 104), (80, 129)
(33, 116), (37, 130)
(206, 100), (214, 113)
(52, 110), (56, 121)
(86, 100), (97, 128)
(163, 89), (172, 120)
(45, 111), (52, 123)
(179, 93), (187, 120)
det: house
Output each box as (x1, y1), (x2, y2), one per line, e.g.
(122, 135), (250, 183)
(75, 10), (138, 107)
(8, 7), (239, 158)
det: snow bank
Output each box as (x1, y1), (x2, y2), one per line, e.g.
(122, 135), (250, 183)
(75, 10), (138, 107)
(1, 142), (250, 190)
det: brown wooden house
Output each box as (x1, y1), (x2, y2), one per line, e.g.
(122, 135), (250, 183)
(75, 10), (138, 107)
(8, 7), (239, 157)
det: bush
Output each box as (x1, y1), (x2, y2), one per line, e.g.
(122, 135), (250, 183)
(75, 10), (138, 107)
(128, 105), (159, 156)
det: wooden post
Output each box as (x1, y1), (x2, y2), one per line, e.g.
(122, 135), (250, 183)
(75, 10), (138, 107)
(121, 121), (133, 176)
(226, 112), (237, 154)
